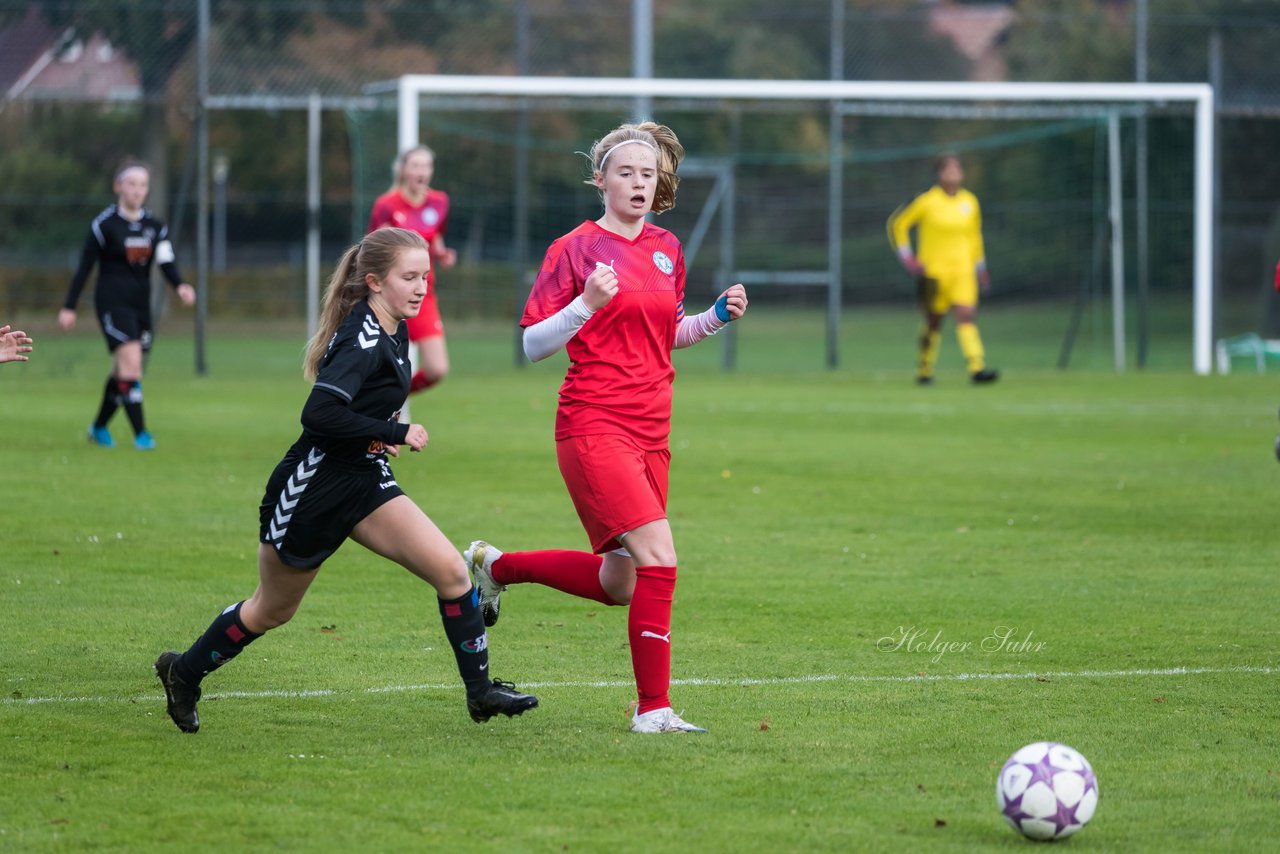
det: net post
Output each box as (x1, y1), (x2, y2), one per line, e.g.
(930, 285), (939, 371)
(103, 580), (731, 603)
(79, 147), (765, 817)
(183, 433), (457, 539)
(1107, 110), (1125, 372)
(1193, 84), (1215, 375)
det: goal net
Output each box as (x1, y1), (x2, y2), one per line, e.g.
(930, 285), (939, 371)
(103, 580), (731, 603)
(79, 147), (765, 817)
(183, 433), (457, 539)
(351, 76), (1212, 373)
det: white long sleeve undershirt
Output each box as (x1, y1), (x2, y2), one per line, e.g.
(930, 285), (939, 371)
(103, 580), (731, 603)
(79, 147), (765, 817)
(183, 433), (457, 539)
(522, 295), (596, 361)
(673, 305), (727, 349)
(521, 297), (727, 361)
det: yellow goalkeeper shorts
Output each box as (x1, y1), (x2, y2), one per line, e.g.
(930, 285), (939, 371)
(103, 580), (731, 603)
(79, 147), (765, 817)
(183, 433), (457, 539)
(920, 271), (978, 315)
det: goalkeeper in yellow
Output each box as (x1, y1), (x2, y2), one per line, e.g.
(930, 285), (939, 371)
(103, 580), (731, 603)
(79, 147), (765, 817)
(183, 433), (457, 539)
(888, 154), (998, 385)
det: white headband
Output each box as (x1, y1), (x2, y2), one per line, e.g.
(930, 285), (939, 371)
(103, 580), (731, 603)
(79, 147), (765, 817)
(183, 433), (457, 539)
(115, 165), (148, 182)
(598, 139), (658, 172)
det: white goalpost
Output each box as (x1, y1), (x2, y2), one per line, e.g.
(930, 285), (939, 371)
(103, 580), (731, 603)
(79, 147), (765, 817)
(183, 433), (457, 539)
(375, 75), (1216, 375)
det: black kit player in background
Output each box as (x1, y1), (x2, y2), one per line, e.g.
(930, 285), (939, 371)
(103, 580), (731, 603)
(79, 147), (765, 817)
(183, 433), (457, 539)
(154, 226), (537, 734)
(58, 160), (195, 450)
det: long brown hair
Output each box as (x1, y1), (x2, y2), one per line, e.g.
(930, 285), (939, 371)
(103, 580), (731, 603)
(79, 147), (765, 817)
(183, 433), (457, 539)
(303, 227), (429, 380)
(585, 122), (684, 214)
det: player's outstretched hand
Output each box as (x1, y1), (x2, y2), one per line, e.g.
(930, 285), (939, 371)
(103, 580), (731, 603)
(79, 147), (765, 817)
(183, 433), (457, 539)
(176, 283), (196, 306)
(715, 284), (749, 322)
(902, 255), (924, 277)
(403, 424), (429, 452)
(584, 261), (619, 311)
(0, 325), (34, 363)
(57, 308), (76, 331)
(438, 247), (458, 269)
(978, 267), (992, 292)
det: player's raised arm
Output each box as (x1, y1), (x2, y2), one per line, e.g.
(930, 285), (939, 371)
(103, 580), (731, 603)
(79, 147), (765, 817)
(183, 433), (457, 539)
(674, 283), (748, 349)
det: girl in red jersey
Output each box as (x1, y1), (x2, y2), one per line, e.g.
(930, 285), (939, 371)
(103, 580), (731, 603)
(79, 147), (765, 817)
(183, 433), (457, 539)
(465, 121), (748, 734)
(367, 145), (458, 395)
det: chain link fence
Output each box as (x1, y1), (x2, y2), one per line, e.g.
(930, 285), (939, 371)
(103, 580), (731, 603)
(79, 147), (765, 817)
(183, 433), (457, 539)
(1, 0), (1278, 343)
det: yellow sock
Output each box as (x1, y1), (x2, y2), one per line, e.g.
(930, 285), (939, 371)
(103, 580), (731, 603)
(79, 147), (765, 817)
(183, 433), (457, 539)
(918, 327), (941, 378)
(956, 322), (985, 373)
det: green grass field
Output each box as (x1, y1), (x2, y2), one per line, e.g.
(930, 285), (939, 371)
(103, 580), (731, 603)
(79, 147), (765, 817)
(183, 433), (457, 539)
(2, 306), (1277, 852)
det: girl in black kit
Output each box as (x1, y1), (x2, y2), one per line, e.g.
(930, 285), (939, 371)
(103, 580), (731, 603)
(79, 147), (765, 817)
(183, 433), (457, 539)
(59, 161), (195, 450)
(154, 227), (536, 733)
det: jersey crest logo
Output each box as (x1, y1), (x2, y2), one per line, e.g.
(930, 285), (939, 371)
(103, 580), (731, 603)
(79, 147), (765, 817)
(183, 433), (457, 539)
(124, 235), (153, 265)
(358, 315), (380, 349)
(652, 251), (674, 275)
(421, 207), (440, 227)
(959, 201), (972, 214)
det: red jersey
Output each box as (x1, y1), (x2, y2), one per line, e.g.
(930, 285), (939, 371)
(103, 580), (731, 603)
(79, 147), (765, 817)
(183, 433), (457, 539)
(368, 188), (450, 242)
(523, 220), (687, 449)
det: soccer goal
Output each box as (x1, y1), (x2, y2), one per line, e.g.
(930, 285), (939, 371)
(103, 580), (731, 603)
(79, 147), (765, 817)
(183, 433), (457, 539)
(366, 75), (1214, 373)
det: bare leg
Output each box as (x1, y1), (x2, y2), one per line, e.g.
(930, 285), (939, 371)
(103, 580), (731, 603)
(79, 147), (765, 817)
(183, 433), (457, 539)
(239, 544), (321, 634)
(416, 336), (450, 386)
(349, 495), (470, 597)
(112, 340), (143, 381)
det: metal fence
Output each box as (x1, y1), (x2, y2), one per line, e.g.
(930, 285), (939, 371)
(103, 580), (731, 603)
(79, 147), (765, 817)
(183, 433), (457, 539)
(2, 0), (1278, 341)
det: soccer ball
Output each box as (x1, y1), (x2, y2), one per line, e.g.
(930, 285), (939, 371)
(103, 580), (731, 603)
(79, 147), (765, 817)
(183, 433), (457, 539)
(996, 741), (1098, 841)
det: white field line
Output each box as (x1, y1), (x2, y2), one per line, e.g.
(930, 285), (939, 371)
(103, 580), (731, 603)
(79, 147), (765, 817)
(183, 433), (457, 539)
(700, 399), (1268, 420)
(2, 665), (1273, 708)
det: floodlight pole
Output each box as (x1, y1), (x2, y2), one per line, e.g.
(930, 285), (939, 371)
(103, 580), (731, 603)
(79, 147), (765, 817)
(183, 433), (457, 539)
(826, 0), (845, 370)
(306, 92), (321, 339)
(1134, 0), (1150, 368)
(513, 0), (532, 367)
(632, 0), (653, 121)
(194, 0), (210, 375)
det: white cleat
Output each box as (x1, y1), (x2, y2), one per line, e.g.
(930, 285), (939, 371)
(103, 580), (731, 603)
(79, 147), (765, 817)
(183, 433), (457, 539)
(630, 707), (708, 734)
(464, 540), (506, 628)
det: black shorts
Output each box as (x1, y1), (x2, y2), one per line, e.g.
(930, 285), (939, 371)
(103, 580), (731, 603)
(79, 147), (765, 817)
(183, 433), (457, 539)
(258, 446), (404, 569)
(96, 303), (153, 353)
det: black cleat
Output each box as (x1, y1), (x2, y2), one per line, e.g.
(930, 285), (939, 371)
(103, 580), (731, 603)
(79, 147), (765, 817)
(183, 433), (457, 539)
(915, 375), (934, 386)
(154, 651), (201, 733)
(970, 368), (1000, 384)
(467, 679), (539, 723)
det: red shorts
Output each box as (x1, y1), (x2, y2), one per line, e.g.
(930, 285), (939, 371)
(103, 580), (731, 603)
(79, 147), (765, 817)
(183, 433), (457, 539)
(556, 433), (670, 554)
(406, 285), (444, 342)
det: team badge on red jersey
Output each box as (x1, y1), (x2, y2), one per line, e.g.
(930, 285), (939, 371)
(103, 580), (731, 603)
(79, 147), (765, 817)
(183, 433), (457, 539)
(652, 251), (674, 275)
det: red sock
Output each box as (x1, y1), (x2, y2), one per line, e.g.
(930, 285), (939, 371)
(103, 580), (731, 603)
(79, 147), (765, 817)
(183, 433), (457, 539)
(629, 564), (676, 714)
(492, 550), (617, 606)
(409, 370), (438, 394)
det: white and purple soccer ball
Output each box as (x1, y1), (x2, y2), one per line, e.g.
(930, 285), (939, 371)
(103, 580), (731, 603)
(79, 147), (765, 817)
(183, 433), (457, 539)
(996, 741), (1099, 841)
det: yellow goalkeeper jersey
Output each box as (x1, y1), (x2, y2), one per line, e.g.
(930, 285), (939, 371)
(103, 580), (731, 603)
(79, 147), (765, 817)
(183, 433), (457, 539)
(889, 186), (986, 277)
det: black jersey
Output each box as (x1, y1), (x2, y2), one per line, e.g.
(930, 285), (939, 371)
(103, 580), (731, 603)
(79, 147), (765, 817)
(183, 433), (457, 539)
(295, 301), (412, 463)
(63, 205), (184, 311)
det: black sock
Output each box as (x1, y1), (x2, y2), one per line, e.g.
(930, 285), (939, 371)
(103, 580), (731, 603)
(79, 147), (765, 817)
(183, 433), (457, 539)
(176, 601), (263, 683)
(93, 375), (121, 428)
(438, 587), (491, 698)
(121, 380), (146, 436)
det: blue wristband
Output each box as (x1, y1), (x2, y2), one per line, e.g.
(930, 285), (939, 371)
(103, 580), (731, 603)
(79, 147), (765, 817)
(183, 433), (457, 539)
(713, 294), (732, 323)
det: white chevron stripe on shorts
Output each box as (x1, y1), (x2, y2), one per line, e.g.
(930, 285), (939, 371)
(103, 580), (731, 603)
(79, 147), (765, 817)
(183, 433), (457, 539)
(268, 448), (325, 544)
